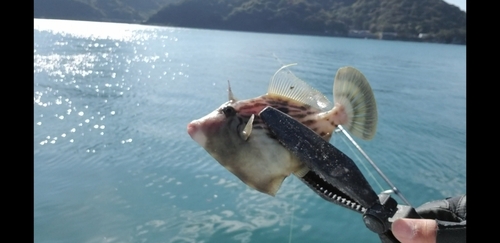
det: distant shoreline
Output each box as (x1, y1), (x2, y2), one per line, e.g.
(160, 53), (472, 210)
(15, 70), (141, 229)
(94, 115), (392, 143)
(34, 17), (466, 46)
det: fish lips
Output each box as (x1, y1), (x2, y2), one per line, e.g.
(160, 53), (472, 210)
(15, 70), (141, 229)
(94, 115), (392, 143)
(187, 110), (226, 147)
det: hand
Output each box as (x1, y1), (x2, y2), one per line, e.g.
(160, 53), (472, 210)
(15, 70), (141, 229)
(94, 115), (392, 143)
(391, 194), (466, 243)
(392, 218), (437, 243)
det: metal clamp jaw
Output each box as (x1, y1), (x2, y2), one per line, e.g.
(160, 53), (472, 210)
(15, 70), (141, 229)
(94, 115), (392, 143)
(259, 107), (421, 243)
(364, 192), (421, 242)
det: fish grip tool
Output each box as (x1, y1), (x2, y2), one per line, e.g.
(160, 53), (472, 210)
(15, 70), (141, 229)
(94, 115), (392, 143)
(259, 106), (421, 243)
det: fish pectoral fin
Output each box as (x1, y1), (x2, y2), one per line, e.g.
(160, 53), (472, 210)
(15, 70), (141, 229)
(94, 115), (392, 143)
(241, 114), (254, 141)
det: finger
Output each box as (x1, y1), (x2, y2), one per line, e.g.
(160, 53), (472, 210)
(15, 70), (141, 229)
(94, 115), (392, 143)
(392, 218), (437, 243)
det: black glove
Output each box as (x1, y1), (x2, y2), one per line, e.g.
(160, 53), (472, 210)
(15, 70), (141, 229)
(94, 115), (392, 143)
(415, 194), (466, 243)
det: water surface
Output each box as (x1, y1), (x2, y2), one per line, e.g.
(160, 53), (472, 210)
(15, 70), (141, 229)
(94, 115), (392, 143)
(34, 19), (466, 243)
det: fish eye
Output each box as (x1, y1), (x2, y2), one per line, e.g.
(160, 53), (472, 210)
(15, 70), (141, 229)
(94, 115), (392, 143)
(221, 106), (236, 117)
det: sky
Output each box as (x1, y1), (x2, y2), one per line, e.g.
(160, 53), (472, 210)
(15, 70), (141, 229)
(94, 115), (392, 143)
(444, 0), (466, 11)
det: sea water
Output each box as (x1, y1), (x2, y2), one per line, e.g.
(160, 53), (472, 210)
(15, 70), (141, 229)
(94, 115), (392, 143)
(34, 19), (466, 243)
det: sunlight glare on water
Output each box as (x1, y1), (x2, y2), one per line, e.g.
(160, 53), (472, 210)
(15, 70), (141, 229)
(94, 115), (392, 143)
(33, 18), (171, 41)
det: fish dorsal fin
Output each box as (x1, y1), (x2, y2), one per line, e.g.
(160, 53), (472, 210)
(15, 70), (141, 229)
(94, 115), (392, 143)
(268, 64), (332, 111)
(227, 80), (237, 102)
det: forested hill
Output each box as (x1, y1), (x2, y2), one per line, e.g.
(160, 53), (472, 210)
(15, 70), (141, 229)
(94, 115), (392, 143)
(34, 0), (181, 23)
(146, 0), (466, 44)
(34, 0), (466, 44)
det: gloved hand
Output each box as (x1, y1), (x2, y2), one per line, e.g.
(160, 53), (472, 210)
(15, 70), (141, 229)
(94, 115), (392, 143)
(392, 194), (466, 243)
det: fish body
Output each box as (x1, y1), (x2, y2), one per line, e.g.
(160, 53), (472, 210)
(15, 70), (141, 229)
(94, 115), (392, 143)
(187, 65), (377, 196)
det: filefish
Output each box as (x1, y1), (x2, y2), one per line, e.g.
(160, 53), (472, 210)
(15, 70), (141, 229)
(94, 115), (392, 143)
(187, 64), (377, 196)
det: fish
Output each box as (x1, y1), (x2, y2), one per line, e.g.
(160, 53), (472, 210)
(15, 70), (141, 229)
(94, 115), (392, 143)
(187, 64), (377, 196)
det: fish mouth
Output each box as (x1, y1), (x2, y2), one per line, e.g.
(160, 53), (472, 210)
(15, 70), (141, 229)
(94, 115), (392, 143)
(187, 120), (207, 147)
(186, 120), (198, 137)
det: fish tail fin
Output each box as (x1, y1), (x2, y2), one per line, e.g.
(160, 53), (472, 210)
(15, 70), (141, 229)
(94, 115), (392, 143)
(333, 67), (378, 140)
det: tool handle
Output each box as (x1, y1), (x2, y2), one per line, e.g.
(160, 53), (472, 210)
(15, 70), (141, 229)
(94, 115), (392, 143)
(362, 193), (421, 243)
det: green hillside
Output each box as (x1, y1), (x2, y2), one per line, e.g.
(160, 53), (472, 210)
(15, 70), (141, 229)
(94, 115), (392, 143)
(146, 0), (466, 44)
